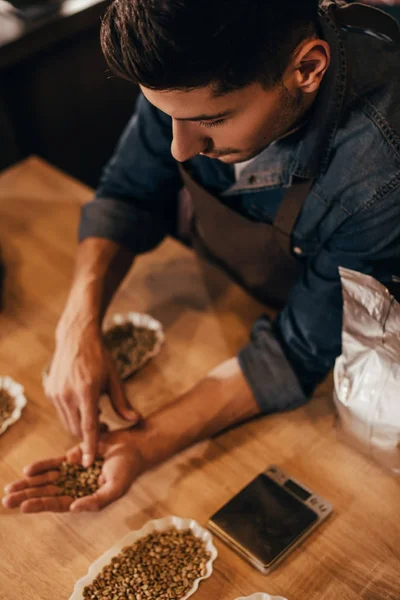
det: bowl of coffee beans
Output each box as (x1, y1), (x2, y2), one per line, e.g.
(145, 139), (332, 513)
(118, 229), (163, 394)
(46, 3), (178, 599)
(0, 376), (27, 436)
(70, 516), (217, 600)
(103, 312), (165, 380)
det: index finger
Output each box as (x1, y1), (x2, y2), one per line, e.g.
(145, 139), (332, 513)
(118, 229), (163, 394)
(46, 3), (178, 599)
(80, 394), (99, 468)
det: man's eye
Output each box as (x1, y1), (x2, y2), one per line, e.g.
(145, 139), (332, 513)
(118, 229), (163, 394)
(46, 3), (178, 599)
(199, 119), (225, 129)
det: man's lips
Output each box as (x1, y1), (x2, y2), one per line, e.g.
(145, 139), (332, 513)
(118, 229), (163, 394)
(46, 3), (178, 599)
(200, 152), (230, 159)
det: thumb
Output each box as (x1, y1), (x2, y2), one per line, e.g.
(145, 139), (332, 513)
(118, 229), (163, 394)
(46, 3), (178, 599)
(108, 366), (141, 424)
(69, 481), (121, 512)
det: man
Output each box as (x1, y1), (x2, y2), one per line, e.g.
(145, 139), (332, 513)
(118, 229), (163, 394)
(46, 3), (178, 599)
(3, 0), (400, 512)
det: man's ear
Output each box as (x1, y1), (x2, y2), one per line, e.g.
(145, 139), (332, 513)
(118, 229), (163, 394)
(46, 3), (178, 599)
(287, 39), (331, 95)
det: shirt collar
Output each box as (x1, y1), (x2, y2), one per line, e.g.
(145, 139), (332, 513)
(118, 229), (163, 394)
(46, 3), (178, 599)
(293, 2), (350, 179)
(227, 2), (350, 193)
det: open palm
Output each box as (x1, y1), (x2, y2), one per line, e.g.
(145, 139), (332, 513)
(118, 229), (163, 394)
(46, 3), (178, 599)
(3, 430), (143, 513)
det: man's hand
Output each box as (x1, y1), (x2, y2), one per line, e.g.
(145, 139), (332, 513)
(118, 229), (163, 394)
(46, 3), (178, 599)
(2, 430), (143, 513)
(45, 316), (140, 467)
(3, 357), (260, 514)
(44, 237), (138, 466)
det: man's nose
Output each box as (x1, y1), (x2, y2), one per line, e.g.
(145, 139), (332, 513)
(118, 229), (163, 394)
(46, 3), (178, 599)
(171, 119), (209, 162)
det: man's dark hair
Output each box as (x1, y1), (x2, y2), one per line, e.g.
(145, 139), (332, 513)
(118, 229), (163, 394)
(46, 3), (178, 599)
(101, 0), (319, 95)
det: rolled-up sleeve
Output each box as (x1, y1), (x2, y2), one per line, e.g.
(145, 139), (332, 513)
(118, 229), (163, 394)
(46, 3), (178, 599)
(238, 315), (308, 413)
(238, 184), (400, 414)
(79, 93), (182, 255)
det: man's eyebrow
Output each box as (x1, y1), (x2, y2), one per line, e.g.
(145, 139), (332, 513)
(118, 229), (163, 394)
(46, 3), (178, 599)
(174, 110), (233, 122)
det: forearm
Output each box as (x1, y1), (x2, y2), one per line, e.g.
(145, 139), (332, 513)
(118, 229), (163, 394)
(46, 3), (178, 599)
(133, 358), (261, 471)
(57, 237), (134, 336)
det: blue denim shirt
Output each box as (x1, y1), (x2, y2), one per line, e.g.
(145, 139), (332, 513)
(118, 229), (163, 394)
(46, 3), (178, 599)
(79, 1), (400, 414)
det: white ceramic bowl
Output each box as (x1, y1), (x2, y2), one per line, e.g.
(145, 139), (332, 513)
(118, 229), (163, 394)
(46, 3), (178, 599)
(0, 376), (27, 436)
(69, 515), (218, 600)
(106, 311), (165, 379)
(235, 594), (288, 600)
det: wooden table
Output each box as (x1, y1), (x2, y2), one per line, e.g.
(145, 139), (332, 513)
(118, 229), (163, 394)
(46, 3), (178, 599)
(0, 157), (399, 600)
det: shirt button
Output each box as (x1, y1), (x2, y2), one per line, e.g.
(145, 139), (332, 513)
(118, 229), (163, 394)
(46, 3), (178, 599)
(293, 246), (303, 255)
(247, 175), (257, 185)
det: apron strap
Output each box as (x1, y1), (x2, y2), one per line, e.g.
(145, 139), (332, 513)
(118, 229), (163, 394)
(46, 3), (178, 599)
(179, 162), (313, 258)
(272, 179), (314, 255)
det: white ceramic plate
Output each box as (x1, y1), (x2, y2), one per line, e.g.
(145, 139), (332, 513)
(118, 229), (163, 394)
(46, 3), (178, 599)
(69, 515), (218, 600)
(105, 311), (165, 379)
(0, 376), (27, 436)
(235, 594), (288, 600)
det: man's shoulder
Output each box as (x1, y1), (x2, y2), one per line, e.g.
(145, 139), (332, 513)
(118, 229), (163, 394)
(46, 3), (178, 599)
(322, 90), (400, 217)
(344, 24), (400, 148)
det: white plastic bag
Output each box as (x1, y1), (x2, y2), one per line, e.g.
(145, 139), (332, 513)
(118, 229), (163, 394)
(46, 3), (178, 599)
(334, 267), (400, 475)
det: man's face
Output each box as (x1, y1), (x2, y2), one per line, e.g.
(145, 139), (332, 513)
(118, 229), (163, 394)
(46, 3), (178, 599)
(141, 82), (305, 164)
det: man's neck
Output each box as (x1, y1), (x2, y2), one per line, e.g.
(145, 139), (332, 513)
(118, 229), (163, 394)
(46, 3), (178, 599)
(279, 89), (319, 143)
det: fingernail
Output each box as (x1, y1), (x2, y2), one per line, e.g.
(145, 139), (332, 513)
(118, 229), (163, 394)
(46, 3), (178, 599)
(3, 485), (11, 493)
(82, 455), (92, 468)
(2, 497), (9, 507)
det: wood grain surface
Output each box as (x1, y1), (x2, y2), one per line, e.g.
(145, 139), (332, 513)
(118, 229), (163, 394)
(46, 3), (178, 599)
(0, 157), (399, 600)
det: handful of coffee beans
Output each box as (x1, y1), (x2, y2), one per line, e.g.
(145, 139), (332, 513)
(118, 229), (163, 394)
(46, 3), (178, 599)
(56, 458), (104, 499)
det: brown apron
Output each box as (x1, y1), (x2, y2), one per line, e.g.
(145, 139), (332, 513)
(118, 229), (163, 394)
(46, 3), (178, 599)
(177, 4), (400, 307)
(179, 164), (311, 306)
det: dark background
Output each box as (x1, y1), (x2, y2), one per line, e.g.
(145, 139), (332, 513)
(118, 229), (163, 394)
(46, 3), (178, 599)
(0, 0), (399, 189)
(0, 0), (140, 187)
